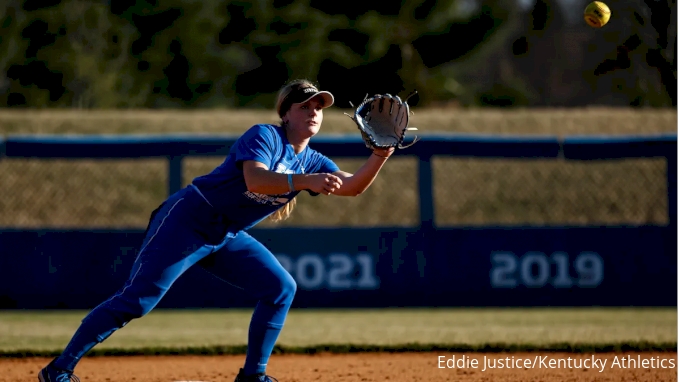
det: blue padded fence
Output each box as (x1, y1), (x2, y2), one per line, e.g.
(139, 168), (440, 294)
(0, 133), (676, 308)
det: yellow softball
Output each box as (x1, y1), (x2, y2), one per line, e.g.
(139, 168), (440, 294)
(584, 1), (611, 28)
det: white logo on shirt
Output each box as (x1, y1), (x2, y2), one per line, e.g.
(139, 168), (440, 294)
(276, 163), (295, 174)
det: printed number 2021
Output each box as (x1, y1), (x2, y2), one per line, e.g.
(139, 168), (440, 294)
(490, 252), (603, 289)
(276, 253), (379, 291)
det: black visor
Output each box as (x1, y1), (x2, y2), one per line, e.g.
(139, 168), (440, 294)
(278, 84), (334, 117)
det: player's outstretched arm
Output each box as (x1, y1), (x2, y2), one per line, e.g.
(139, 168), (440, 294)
(243, 160), (343, 195)
(331, 147), (394, 197)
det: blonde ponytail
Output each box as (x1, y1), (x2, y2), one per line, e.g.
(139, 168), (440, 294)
(269, 197), (296, 222)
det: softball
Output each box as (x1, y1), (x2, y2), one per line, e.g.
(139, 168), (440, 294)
(584, 1), (611, 28)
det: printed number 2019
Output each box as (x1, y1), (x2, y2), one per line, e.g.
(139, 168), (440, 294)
(490, 252), (603, 289)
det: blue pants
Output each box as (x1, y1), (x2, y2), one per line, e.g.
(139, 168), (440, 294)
(53, 186), (297, 375)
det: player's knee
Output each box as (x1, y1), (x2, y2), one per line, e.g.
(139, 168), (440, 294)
(269, 271), (297, 305)
(137, 302), (156, 318)
(105, 282), (166, 320)
(109, 297), (155, 321)
(281, 273), (297, 300)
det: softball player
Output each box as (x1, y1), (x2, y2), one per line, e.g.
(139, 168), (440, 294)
(38, 79), (395, 382)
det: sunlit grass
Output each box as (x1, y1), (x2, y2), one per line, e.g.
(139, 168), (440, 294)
(0, 307), (675, 351)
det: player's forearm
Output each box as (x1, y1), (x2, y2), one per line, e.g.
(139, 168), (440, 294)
(336, 153), (388, 196)
(245, 168), (311, 195)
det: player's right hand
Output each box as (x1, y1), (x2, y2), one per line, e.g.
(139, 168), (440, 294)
(304, 173), (343, 195)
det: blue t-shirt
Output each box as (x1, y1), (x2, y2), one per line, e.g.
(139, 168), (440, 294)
(191, 124), (340, 232)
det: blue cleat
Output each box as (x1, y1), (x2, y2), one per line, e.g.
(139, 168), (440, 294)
(37, 360), (80, 382)
(234, 368), (279, 382)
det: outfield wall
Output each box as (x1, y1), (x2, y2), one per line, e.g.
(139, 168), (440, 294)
(0, 134), (676, 308)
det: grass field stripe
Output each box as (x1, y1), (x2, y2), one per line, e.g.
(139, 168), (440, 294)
(0, 308), (675, 354)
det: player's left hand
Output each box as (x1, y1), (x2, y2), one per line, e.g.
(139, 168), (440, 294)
(372, 147), (395, 159)
(345, 92), (420, 150)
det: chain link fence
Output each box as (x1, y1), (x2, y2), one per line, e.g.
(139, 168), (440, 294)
(0, 154), (668, 228)
(433, 157), (668, 226)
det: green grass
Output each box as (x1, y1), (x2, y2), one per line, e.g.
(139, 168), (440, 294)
(0, 308), (676, 356)
(0, 108), (676, 228)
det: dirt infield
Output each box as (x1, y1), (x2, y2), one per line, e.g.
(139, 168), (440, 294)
(3, 352), (677, 382)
